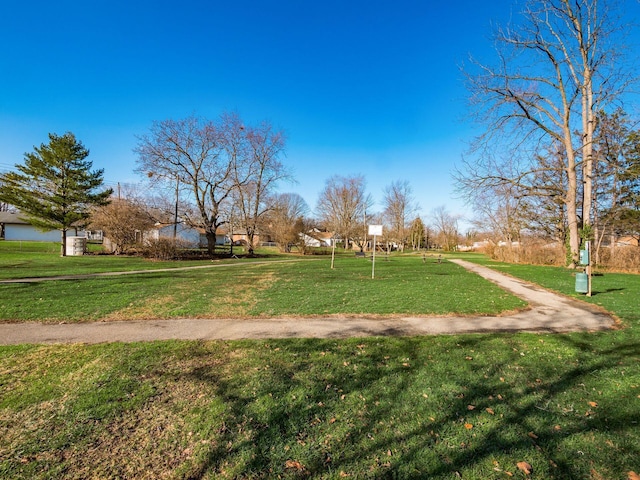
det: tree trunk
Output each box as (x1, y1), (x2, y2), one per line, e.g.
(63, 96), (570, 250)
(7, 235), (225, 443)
(204, 230), (217, 256)
(61, 229), (67, 257)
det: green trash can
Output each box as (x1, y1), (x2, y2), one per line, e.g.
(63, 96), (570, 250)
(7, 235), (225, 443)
(575, 272), (588, 293)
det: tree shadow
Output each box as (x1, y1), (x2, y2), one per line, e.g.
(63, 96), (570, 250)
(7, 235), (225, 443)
(176, 334), (639, 479)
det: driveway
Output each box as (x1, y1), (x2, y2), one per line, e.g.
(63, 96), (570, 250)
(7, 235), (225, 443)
(0, 259), (615, 344)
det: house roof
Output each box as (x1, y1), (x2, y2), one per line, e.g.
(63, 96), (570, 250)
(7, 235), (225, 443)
(305, 230), (333, 241)
(0, 212), (28, 224)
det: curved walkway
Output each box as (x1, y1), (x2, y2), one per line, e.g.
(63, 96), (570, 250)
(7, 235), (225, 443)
(0, 259), (615, 345)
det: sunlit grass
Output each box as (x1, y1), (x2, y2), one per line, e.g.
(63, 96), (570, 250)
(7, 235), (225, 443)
(1, 331), (638, 479)
(0, 253), (526, 322)
(1, 250), (638, 478)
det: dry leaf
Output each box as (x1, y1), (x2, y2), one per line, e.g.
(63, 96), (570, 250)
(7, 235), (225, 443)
(628, 472), (640, 480)
(467, 405), (476, 410)
(517, 461), (533, 475)
(285, 460), (305, 471)
(527, 431), (539, 440)
(588, 401), (598, 407)
(464, 423), (473, 430)
(486, 407), (495, 415)
(339, 472), (350, 478)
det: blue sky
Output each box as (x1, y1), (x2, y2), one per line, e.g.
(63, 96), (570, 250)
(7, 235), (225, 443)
(2, 0), (639, 228)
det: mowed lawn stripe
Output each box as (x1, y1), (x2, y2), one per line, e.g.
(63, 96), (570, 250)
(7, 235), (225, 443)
(0, 255), (526, 323)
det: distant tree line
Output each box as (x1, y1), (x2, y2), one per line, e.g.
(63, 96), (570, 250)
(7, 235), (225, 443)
(0, 122), (462, 257)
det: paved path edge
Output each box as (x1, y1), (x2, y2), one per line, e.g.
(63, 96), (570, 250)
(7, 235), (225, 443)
(0, 259), (616, 344)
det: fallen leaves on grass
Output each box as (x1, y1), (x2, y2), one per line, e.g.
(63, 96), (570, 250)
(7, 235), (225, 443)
(285, 460), (305, 472)
(517, 461), (533, 475)
(464, 423), (473, 430)
(628, 472), (640, 480)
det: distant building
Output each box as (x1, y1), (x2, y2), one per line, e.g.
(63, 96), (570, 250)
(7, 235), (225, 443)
(0, 211), (85, 242)
(300, 229), (334, 248)
(144, 223), (230, 248)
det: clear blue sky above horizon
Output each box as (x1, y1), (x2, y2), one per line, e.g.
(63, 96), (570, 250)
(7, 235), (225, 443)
(2, 0), (640, 229)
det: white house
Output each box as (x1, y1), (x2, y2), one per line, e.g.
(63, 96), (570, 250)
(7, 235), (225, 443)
(144, 223), (230, 248)
(300, 229), (334, 248)
(0, 211), (84, 242)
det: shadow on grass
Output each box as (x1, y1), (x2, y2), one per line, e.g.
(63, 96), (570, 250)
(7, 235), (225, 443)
(179, 334), (639, 479)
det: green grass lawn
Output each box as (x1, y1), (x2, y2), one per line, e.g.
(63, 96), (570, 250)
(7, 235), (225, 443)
(0, 247), (638, 479)
(0, 248), (525, 322)
(0, 240), (257, 280)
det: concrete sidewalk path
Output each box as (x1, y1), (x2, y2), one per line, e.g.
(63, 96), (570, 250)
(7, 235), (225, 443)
(0, 259), (615, 344)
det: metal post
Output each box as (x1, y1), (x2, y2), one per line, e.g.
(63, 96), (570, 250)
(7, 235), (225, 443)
(586, 241), (592, 297)
(331, 237), (336, 269)
(372, 234), (377, 279)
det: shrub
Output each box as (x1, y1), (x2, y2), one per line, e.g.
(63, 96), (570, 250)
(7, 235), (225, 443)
(483, 240), (565, 266)
(142, 237), (188, 260)
(597, 246), (640, 272)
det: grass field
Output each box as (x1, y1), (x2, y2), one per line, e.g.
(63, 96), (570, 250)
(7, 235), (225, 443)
(0, 245), (525, 322)
(0, 243), (638, 479)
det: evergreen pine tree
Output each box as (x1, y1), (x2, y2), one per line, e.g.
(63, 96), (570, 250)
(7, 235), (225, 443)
(0, 132), (112, 255)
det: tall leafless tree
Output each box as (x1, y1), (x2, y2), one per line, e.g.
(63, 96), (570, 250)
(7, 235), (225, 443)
(316, 174), (373, 250)
(134, 116), (233, 254)
(382, 180), (417, 251)
(431, 205), (460, 252)
(458, 0), (632, 266)
(229, 115), (290, 254)
(470, 182), (527, 246)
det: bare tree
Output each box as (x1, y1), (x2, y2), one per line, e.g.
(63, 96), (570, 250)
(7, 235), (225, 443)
(316, 175), (373, 251)
(134, 116), (234, 255)
(265, 192), (309, 252)
(459, 0), (632, 266)
(470, 182), (526, 246)
(229, 115), (290, 254)
(382, 180), (417, 251)
(431, 206), (460, 252)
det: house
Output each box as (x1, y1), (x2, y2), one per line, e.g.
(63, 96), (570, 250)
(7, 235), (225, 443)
(144, 223), (230, 248)
(0, 211), (84, 242)
(616, 236), (639, 247)
(300, 229), (334, 248)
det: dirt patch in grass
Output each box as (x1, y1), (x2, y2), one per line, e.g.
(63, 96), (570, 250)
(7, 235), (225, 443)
(103, 294), (178, 321)
(100, 271), (277, 321)
(201, 271), (277, 318)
